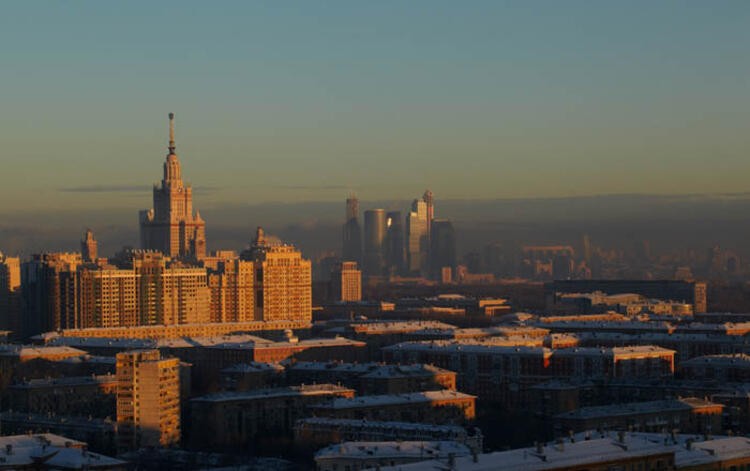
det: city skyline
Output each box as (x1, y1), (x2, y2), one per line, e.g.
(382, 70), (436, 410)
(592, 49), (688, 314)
(2, 1), (750, 212)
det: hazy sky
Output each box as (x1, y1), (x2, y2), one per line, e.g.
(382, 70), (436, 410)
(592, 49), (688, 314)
(2, 1), (750, 212)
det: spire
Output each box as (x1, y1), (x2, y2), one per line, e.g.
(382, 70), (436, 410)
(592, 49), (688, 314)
(168, 112), (176, 154)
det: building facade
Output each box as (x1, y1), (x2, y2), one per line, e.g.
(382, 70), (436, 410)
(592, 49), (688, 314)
(116, 350), (181, 452)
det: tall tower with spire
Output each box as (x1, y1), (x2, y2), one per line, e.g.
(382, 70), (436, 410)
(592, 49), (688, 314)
(139, 113), (206, 261)
(81, 228), (98, 263)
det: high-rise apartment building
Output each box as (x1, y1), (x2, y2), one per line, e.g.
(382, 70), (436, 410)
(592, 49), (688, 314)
(0, 253), (21, 336)
(130, 251), (210, 326)
(140, 113), (206, 262)
(77, 266), (137, 328)
(241, 227), (312, 323)
(208, 259), (256, 323)
(116, 350), (181, 452)
(342, 194), (363, 265)
(81, 229), (98, 263)
(21, 253), (82, 337)
(385, 211), (405, 276)
(363, 209), (386, 278)
(331, 261), (362, 302)
(406, 199), (428, 276)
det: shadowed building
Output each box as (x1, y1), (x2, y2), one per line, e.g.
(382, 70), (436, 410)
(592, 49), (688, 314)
(0, 252), (21, 336)
(385, 211), (405, 276)
(140, 113), (206, 262)
(364, 209), (386, 278)
(342, 194), (363, 265)
(429, 219), (456, 281)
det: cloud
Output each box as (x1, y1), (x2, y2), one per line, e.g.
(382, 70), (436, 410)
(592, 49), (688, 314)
(59, 185), (223, 194)
(59, 185), (150, 193)
(272, 184), (348, 191)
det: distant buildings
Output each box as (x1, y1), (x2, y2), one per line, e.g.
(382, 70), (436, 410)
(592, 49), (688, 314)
(363, 209), (386, 278)
(406, 197), (429, 276)
(546, 279), (708, 314)
(342, 194), (363, 265)
(116, 350), (181, 452)
(139, 113), (206, 262)
(429, 219), (456, 281)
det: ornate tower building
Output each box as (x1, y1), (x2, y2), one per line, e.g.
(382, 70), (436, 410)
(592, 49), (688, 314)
(140, 113), (206, 261)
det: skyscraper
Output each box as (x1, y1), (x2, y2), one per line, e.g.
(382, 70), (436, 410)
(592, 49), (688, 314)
(240, 227), (312, 323)
(140, 113), (206, 262)
(363, 209), (386, 278)
(385, 211), (405, 276)
(406, 199), (428, 276)
(0, 253), (21, 336)
(81, 229), (98, 263)
(423, 189), (434, 244)
(342, 194), (363, 264)
(116, 350), (181, 452)
(430, 219), (457, 281)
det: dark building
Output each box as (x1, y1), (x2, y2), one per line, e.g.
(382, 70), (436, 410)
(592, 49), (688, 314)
(363, 209), (386, 278)
(342, 195), (363, 265)
(385, 211), (405, 276)
(545, 279), (707, 314)
(430, 219), (456, 281)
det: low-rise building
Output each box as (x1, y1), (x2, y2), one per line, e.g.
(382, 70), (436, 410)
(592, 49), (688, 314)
(286, 361), (456, 395)
(0, 433), (126, 470)
(294, 418), (483, 454)
(315, 441), (470, 471)
(6, 374), (117, 418)
(189, 384), (355, 451)
(309, 390), (476, 424)
(553, 398), (723, 435)
(680, 354), (750, 382)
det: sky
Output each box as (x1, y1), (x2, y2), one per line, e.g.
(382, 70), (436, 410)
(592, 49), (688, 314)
(1, 1), (750, 212)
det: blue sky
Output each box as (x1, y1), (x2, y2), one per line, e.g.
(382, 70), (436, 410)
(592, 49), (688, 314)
(1, 1), (749, 211)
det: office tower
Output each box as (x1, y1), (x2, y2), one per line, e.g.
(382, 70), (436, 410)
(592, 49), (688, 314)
(406, 199), (429, 276)
(208, 259), (256, 323)
(423, 189), (434, 243)
(81, 229), (98, 263)
(582, 234), (592, 265)
(240, 227), (312, 323)
(21, 253), (81, 337)
(430, 219), (456, 281)
(130, 251), (210, 326)
(363, 209), (386, 278)
(77, 266), (138, 329)
(331, 261), (362, 302)
(116, 350), (181, 452)
(342, 194), (363, 264)
(0, 253), (21, 335)
(385, 211), (405, 276)
(140, 113), (206, 262)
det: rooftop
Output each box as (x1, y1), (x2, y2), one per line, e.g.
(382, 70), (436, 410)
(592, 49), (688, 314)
(554, 398), (722, 420)
(314, 441), (470, 461)
(191, 384), (354, 403)
(312, 390), (475, 410)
